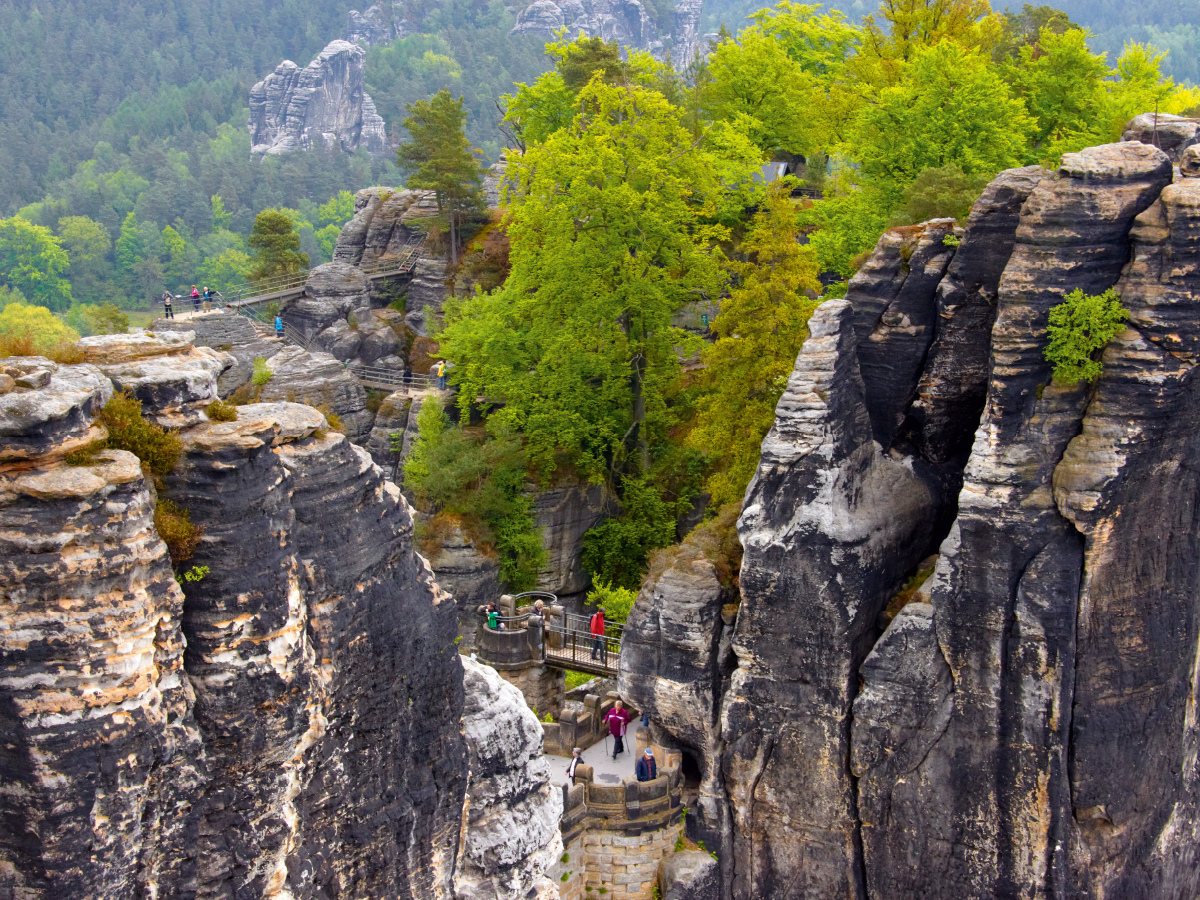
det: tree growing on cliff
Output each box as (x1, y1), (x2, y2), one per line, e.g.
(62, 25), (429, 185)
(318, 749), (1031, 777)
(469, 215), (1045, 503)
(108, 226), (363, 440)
(247, 209), (309, 281)
(397, 89), (483, 267)
(690, 180), (822, 508)
(1045, 287), (1128, 384)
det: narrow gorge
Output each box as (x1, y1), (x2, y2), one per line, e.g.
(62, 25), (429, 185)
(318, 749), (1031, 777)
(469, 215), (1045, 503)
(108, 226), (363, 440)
(4, 135), (1200, 900)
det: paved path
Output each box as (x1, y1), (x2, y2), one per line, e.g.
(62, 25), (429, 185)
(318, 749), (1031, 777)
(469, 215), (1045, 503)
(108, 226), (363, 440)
(552, 717), (643, 788)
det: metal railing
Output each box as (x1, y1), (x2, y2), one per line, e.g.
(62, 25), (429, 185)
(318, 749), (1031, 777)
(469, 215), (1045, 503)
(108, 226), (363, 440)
(347, 364), (435, 392)
(544, 611), (622, 677)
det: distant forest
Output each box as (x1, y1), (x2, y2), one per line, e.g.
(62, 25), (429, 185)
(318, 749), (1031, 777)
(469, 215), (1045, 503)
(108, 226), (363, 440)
(1, 0), (1196, 309)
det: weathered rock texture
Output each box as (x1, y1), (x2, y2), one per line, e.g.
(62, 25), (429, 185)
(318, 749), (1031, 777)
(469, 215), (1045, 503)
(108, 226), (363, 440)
(249, 40), (387, 156)
(0, 334), (468, 898)
(512, 0), (702, 63)
(257, 344), (374, 442)
(455, 658), (563, 900)
(659, 851), (719, 900)
(347, 2), (405, 47)
(533, 482), (607, 600)
(151, 310), (282, 394)
(671, 139), (1200, 900)
(1123, 111), (1200, 163)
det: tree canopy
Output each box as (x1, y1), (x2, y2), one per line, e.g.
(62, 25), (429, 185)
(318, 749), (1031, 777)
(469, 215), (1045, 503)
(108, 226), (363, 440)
(247, 210), (309, 281)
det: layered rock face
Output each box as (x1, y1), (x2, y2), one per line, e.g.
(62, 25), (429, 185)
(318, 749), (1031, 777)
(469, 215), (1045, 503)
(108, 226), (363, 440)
(249, 40), (387, 156)
(455, 658), (563, 900)
(347, 2), (404, 47)
(151, 309), (282, 394)
(1123, 111), (1200, 163)
(258, 344), (374, 442)
(616, 140), (1200, 899)
(650, 139), (1200, 900)
(0, 334), (468, 898)
(512, 0), (702, 63)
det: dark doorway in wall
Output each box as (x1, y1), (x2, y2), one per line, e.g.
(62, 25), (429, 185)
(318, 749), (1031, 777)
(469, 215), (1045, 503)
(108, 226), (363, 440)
(680, 749), (702, 807)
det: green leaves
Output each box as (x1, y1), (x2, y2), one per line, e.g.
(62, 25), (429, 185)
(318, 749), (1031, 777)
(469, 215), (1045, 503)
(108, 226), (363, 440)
(1045, 288), (1129, 385)
(0, 217), (72, 311)
(397, 89), (483, 214)
(247, 210), (309, 281)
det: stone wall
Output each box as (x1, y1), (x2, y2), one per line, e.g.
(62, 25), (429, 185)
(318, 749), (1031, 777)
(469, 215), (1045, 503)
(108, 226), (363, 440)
(547, 750), (685, 900)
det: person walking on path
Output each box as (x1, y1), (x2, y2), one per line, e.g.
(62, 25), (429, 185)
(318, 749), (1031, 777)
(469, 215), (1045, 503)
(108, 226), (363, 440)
(589, 606), (606, 663)
(162, 291), (174, 319)
(636, 748), (657, 782)
(567, 747), (584, 784)
(275, 315), (285, 339)
(605, 700), (631, 759)
(203, 287), (213, 311)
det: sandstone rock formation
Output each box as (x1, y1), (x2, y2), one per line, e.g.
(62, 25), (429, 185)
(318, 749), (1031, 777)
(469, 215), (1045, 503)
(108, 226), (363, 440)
(1123, 111), (1200, 163)
(533, 481), (607, 602)
(249, 40), (387, 156)
(348, 2), (404, 47)
(365, 389), (413, 472)
(512, 0), (703, 63)
(151, 309), (282, 394)
(0, 334), (468, 898)
(619, 141), (1200, 899)
(257, 344), (374, 442)
(455, 658), (564, 900)
(659, 851), (719, 900)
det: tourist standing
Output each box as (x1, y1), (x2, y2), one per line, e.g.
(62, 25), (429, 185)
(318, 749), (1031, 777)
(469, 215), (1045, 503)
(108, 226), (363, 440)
(275, 315), (284, 339)
(567, 747), (583, 784)
(605, 700), (631, 759)
(589, 606), (606, 663)
(162, 291), (174, 319)
(203, 286), (213, 311)
(190, 285), (201, 310)
(636, 748), (657, 782)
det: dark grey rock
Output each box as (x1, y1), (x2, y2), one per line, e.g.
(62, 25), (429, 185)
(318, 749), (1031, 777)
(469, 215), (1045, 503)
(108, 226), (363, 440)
(660, 850), (719, 900)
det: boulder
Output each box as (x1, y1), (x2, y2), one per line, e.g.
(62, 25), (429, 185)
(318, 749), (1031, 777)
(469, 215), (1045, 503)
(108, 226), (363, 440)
(151, 310), (282, 394)
(0, 358), (111, 467)
(454, 658), (564, 900)
(248, 39), (387, 156)
(660, 851), (719, 900)
(359, 326), (400, 364)
(257, 345), (373, 442)
(1122, 111), (1200, 162)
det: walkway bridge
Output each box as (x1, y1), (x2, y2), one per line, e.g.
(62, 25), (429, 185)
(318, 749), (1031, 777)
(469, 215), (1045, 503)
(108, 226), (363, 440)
(475, 592), (622, 680)
(225, 233), (441, 394)
(221, 231), (427, 310)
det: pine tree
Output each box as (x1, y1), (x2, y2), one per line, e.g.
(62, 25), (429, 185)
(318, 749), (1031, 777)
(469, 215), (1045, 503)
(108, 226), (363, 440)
(247, 209), (309, 281)
(397, 89), (483, 268)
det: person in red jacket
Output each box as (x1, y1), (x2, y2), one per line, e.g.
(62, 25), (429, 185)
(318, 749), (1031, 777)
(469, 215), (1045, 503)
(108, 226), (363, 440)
(589, 606), (606, 664)
(605, 700), (632, 759)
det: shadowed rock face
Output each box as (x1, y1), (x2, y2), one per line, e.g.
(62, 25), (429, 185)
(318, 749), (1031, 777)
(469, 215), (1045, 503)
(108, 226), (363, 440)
(623, 141), (1200, 900)
(0, 336), (467, 899)
(249, 40), (387, 156)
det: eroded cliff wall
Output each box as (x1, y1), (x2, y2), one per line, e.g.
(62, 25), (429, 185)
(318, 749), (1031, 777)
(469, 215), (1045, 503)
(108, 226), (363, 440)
(621, 140), (1200, 899)
(0, 334), (467, 898)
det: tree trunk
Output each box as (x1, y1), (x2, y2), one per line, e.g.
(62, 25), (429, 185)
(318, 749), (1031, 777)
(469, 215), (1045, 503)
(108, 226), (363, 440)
(449, 205), (458, 269)
(631, 351), (648, 472)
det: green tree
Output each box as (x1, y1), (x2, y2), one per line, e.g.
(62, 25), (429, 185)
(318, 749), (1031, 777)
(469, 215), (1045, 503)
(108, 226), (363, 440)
(0, 217), (72, 311)
(247, 210), (309, 281)
(161, 225), (195, 287)
(886, 164), (993, 226)
(401, 402), (547, 590)
(1045, 287), (1128, 384)
(317, 190), (357, 227)
(115, 211), (146, 291)
(440, 81), (746, 483)
(848, 40), (1034, 207)
(0, 300), (79, 349)
(994, 3), (1079, 61)
(690, 181), (822, 507)
(196, 248), (253, 295)
(397, 89), (484, 267)
(211, 195), (232, 230)
(58, 216), (112, 305)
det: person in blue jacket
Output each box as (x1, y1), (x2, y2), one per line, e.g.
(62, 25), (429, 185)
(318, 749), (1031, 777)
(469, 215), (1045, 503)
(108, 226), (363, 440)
(275, 315), (284, 338)
(636, 748), (657, 782)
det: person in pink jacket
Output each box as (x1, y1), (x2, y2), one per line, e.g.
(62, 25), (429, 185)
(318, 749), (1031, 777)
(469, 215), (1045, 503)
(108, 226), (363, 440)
(605, 700), (632, 759)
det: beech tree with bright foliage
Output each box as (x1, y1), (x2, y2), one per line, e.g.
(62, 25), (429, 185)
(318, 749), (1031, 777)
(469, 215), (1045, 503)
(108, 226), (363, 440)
(690, 181), (822, 508)
(441, 80), (757, 483)
(0, 217), (72, 311)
